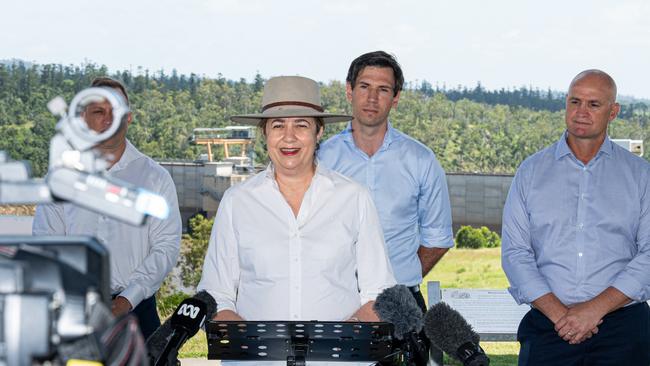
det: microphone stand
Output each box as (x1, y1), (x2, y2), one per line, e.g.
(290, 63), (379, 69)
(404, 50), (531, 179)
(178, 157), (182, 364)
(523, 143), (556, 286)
(151, 329), (187, 366)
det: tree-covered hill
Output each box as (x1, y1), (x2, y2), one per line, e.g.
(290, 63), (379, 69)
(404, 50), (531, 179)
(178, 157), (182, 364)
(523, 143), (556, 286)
(1, 62), (648, 177)
(415, 80), (650, 120)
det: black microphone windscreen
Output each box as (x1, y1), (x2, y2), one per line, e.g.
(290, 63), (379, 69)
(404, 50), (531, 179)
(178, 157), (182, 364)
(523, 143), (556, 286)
(424, 302), (479, 352)
(373, 285), (423, 340)
(424, 302), (489, 366)
(170, 298), (209, 335)
(192, 290), (217, 319)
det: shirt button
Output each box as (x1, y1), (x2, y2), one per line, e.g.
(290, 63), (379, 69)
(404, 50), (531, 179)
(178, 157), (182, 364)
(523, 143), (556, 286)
(578, 223), (584, 230)
(580, 194), (585, 200)
(578, 252), (583, 257)
(582, 167), (587, 171)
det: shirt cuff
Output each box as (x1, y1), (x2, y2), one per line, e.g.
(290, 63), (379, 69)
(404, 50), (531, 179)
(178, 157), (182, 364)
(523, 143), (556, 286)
(119, 284), (146, 310)
(199, 289), (237, 314)
(359, 281), (397, 304)
(420, 227), (454, 248)
(612, 272), (646, 302)
(508, 279), (552, 305)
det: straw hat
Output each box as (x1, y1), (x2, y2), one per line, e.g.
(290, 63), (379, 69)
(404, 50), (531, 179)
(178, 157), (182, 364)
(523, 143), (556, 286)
(230, 76), (351, 125)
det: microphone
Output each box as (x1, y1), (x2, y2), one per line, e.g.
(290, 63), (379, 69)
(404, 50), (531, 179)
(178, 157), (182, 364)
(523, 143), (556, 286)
(373, 285), (428, 365)
(373, 285), (423, 339)
(146, 291), (217, 366)
(424, 302), (490, 366)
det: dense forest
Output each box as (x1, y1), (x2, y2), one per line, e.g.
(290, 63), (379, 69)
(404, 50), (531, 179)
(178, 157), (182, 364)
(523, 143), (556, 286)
(416, 80), (650, 119)
(1, 61), (649, 177)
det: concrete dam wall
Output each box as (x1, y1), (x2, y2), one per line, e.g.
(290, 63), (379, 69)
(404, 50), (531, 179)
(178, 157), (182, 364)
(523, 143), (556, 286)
(160, 161), (514, 233)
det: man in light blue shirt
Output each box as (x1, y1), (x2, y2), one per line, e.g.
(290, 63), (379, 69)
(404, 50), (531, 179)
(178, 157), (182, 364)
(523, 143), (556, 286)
(319, 51), (454, 311)
(502, 70), (650, 365)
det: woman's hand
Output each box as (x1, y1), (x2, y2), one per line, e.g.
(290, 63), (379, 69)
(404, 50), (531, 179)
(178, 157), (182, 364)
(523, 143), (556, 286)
(213, 310), (245, 321)
(348, 301), (380, 322)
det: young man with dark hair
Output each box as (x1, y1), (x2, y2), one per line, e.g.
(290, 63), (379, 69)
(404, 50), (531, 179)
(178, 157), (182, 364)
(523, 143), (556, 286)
(345, 51), (404, 97)
(319, 50), (453, 310)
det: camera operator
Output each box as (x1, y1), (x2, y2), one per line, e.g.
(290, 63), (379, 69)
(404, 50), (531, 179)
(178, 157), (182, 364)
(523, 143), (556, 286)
(32, 77), (182, 339)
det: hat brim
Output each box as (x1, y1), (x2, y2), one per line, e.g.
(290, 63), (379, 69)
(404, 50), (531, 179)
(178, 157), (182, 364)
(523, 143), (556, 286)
(230, 108), (351, 126)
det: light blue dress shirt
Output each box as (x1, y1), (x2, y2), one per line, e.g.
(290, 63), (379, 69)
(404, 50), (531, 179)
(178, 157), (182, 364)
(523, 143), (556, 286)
(502, 132), (650, 306)
(318, 122), (454, 286)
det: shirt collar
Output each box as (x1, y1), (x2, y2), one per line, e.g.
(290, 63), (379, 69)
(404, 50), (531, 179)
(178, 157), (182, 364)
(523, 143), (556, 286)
(261, 160), (334, 189)
(108, 140), (141, 172)
(341, 120), (400, 152)
(554, 131), (614, 161)
(383, 121), (400, 147)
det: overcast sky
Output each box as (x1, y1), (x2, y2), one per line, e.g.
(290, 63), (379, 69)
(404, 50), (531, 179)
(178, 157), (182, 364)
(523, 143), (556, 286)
(2, 0), (649, 98)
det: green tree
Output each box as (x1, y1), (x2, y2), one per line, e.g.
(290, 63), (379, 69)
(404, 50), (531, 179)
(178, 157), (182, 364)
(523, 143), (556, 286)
(1, 61), (648, 176)
(178, 214), (214, 288)
(455, 225), (501, 249)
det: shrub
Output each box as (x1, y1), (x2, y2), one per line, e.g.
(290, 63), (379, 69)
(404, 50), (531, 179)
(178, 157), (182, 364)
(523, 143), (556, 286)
(455, 225), (501, 249)
(480, 226), (501, 248)
(157, 291), (190, 319)
(179, 214), (215, 288)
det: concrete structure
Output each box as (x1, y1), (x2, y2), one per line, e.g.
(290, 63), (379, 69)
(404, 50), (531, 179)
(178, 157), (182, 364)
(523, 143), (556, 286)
(159, 161), (253, 226)
(611, 138), (644, 156)
(190, 127), (256, 162)
(447, 173), (513, 233)
(159, 161), (514, 233)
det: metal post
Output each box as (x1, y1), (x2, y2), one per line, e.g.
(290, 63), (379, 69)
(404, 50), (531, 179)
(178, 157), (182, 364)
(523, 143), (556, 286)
(427, 281), (443, 366)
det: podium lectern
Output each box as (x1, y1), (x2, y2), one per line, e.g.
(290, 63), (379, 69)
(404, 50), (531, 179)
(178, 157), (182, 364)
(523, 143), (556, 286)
(206, 320), (395, 365)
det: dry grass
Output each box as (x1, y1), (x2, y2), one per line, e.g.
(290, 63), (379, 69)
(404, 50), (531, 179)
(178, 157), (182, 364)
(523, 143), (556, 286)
(0, 204), (35, 215)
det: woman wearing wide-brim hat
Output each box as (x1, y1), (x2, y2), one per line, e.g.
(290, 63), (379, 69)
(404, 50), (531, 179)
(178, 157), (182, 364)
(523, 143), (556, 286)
(198, 76), (396, 365)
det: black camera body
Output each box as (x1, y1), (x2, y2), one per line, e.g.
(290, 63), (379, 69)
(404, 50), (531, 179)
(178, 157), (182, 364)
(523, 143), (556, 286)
(0, 236), (111, 365)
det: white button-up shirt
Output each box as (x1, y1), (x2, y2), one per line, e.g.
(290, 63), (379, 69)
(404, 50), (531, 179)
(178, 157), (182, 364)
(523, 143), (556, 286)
(32, 140), (182, 308)
(198, 163), (396, 365)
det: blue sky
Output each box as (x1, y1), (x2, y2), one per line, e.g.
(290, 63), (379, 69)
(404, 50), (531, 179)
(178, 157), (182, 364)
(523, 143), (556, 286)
(2, 0), (649, 98)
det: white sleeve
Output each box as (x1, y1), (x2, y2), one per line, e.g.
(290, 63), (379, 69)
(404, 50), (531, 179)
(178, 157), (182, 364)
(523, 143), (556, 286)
(197, 191), (240, 313)
(120, 174), (182, 307)
(355, 188), (397, 304)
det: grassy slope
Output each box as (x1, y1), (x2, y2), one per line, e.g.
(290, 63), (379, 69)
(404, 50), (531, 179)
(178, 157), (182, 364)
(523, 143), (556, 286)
(424, 248), (519, 366)
(179, 248), (520, 365)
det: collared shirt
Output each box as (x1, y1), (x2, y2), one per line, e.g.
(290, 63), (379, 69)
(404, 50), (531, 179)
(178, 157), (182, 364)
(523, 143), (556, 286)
(502, 132), (650, 306)
(318, 122), (454, 286)
(32, 140), (182, 308)
(198, 162), (395, 318)
(198, 163), (395, 366)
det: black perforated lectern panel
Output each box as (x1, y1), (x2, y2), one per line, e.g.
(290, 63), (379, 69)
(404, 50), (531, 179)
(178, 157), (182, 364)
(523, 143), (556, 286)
(206, 320), (394, 362)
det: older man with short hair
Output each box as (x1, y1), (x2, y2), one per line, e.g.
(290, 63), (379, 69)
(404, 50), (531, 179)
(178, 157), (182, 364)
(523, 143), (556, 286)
(502, 69), (650, 365)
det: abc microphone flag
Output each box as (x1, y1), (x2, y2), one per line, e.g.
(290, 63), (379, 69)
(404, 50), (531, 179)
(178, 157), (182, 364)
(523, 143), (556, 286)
(171, 297), (208, 334)
(147, 291), (217, 366)
(176, 300), (204, 322)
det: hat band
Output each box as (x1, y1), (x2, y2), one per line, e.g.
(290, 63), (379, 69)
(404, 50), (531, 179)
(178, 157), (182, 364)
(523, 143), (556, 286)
(262, 101), (324, 113)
